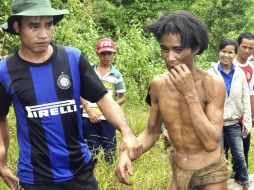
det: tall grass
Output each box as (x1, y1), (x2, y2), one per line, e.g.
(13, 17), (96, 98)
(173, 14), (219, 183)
(0, 103), (253, 189)
(95, 103), (171, 189)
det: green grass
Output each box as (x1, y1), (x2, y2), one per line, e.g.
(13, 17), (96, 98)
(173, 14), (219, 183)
(0, 103), (254, 189)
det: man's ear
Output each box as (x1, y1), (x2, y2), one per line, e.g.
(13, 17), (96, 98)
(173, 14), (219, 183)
(13, 21), (20, 34)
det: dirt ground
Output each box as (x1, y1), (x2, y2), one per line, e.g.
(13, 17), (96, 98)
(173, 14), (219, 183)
(227, 174), (254, 190)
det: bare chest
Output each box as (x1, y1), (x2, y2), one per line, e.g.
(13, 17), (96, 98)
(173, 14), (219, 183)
(158, 83), (208, 125)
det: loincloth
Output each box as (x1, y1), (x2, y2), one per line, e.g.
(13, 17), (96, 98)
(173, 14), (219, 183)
(171, 153), (229, 190)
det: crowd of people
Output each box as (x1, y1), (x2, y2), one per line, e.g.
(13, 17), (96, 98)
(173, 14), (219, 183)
(0, 0), (253, 190)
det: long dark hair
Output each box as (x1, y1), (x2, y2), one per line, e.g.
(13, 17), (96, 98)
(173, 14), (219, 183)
(145, 11), (209, 55)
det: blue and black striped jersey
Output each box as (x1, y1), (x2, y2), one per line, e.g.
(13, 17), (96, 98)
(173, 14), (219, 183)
(0, 45), (107, 184)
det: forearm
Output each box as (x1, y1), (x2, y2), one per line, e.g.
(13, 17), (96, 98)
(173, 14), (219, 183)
(185, 97), (221, 151)
(250, 96), (254, 114)
(82, 101), (93, 115)
(242, 89), (252, 132)
(137, 107), (162, 156)
(97, 94), (131, 136)
(80, 97), (92, 112)
(0, 117), (18, 189)
(0, 116), (9, 166)
(137, 127), (161, 155)
(137, 79), (163, 154)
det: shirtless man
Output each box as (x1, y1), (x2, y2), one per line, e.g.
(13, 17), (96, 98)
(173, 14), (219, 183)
(115, 11), (229, 190)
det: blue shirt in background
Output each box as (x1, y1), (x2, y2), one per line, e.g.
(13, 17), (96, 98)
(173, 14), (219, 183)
(218, 63), (235, 95)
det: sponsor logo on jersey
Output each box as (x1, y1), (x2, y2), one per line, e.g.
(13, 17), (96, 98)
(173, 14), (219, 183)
(26, 100), (77, 118)
(57, 73), (71, 90)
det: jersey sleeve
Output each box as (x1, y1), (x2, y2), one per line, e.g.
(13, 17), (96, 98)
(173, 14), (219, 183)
(79, 54), (107, 102)
(115, 72), (126, 94)
(0, 82), (11, 116)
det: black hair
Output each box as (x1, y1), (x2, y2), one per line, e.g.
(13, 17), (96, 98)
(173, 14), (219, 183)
(237, 32), (254, 45)
(145, 11), (209, 55)
(14, 16), (22, 22)
(219, 38), (238, 54)
(145, 86), (151, 106)
(9, 16), (22, 34)
(15, 16), (22, 26)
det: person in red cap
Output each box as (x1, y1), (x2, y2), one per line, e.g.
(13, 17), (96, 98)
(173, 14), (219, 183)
(81, 38), (126, 164)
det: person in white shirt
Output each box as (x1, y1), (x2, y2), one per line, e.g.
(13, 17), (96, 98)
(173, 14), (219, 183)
(209, 38), (251, 190)
(234, 32), (254, 170)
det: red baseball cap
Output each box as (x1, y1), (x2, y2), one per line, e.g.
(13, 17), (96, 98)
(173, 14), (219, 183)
(96, 38), (116, 53)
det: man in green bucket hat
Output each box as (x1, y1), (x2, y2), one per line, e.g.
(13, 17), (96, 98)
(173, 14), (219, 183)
(0, 0), (142, 189)
(1, 0), (69, 35)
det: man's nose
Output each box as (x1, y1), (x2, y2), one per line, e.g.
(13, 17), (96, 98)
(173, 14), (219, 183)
(38, 28), (48, 38)
(166, 51), (176, 61)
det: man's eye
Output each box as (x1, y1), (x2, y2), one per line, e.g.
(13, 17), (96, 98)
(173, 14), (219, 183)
(175, 48), (183, 53)
(30, 25), (38, 29)
(47, 22), (53, 27)
(161, 47), (169, 52)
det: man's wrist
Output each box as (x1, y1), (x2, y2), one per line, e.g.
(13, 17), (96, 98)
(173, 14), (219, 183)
(185, 96), (200, 105)
(83, 102), (90, 111)
(121, 128), (133, 137)
(183, 90), (200, 104)
(0, 163), (7, 176)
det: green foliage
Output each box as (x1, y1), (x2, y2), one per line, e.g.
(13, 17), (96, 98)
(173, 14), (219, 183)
(115, 26), (166, 102)
(0, 0), (17, 59)
(2, 0), (254, 101)
(94, 104), (171, 189)
(53, 0), (101, 62)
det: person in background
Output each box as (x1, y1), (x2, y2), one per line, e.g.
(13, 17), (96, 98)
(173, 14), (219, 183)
(208, 38), (251, 190)
(0, 0), (141, 189)
(116, 11), (229, 190)
(81, 38), (126, 164)
(234, 32), (254, 169)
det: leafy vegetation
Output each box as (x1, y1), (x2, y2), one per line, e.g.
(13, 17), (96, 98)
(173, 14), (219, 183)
(1, 0), (254, 189)
(1, 0), (254, 102)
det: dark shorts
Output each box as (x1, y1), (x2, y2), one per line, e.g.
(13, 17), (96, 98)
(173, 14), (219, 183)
(20, 161), (98, 190)
(171, 153), (229, 190)
(83, 117), (117, 164)
(83, 117), (117, 151)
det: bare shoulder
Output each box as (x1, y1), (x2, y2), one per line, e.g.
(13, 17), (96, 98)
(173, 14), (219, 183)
(203, 71), (225, 88)
(149, 73), (170, 96)
(202, 70), (226, 98)
(151, 73), (169, 86)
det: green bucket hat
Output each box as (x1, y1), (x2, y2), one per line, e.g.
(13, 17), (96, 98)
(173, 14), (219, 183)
(1, 0), (69, 35)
